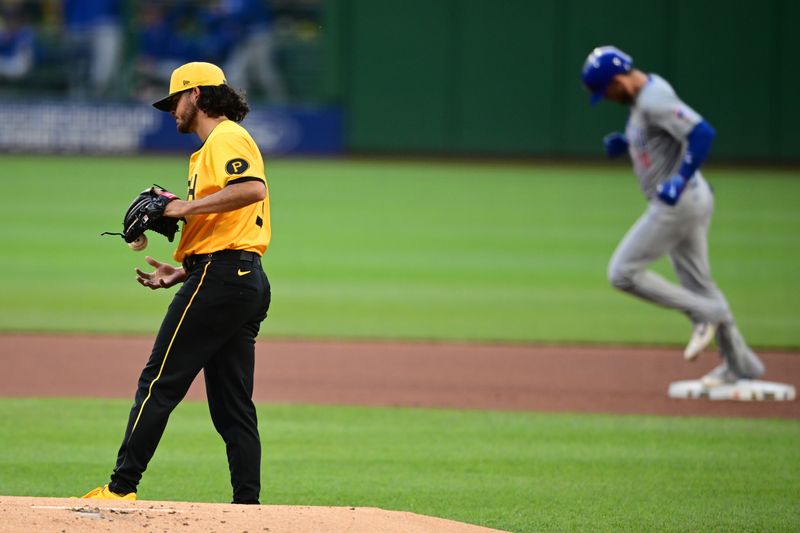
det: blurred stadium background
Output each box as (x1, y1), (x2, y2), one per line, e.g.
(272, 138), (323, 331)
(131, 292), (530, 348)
(1, 0), (797, 160)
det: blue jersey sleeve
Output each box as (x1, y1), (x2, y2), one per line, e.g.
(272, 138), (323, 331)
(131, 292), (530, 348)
(678, 120), (715, 180)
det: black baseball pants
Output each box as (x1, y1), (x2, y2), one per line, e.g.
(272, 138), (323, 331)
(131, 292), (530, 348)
(108, 251), (270, 504)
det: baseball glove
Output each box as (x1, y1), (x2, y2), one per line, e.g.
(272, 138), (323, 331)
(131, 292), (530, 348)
(103, 185), (182, 243)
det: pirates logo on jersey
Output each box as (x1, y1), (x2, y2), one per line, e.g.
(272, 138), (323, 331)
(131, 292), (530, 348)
(225, 158), (250, 175)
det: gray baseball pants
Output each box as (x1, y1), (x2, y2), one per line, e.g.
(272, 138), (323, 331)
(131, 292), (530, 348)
(607, 175), (764, 379)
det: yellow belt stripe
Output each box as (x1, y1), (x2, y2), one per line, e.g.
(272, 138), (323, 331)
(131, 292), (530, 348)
(129, 262), (211, 436)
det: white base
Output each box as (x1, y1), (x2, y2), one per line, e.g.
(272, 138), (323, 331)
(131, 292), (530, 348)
(668, 380), (796, 401)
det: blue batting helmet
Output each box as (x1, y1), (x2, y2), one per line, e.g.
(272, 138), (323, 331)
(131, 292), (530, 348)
(581, 46), (633, 105)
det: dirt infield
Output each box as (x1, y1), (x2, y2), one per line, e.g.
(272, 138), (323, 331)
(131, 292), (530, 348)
(1, 334), (798, 532)
(2, 334), (798, 418)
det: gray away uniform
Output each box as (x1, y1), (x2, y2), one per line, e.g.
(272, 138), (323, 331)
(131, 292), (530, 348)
(607, 74), (763, 379)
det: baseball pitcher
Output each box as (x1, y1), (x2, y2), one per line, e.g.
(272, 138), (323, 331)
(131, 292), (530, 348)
(83, 62), (271, 503)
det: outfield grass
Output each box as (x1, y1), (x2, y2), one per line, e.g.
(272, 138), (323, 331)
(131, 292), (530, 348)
(0, 155), (798, 347)
(0, 398), (797, 532)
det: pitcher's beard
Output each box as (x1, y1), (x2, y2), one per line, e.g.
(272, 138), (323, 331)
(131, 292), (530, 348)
(177, 104), (198, 133)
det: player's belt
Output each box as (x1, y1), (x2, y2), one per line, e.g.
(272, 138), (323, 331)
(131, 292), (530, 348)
(183, 250), (260, 271)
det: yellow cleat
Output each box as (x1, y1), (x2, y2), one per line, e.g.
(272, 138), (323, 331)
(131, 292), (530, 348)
(81, 485), (136, 500)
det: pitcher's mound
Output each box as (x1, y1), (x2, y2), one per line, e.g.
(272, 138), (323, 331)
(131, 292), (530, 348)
(0, 496), (508, 533)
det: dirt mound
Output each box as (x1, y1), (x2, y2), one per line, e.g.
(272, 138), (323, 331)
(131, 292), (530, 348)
(0, 496), (508, 533)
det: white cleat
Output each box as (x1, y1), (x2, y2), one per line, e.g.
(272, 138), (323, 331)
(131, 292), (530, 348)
(684, 322), (718, 361)
(701, 363), (738, 389)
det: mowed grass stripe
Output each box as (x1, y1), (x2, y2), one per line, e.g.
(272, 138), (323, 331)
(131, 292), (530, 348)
(1, 156), (798, 346)
(0, 398), (798, 532)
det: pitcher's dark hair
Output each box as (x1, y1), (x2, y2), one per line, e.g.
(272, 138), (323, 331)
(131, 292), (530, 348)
(196, 85), (250, 122)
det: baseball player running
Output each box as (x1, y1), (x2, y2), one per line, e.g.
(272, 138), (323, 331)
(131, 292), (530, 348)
(581, 46), (764, 387)
(83, 62), (271, 503)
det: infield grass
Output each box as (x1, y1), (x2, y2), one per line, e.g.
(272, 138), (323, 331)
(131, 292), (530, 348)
(0, 155), (798, 347)
(0, 397), (798, 532)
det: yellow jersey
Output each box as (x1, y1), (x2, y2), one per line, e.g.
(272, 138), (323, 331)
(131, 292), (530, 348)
(173, 120), (271, 263)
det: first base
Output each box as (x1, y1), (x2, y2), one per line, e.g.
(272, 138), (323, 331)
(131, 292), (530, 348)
(668, 380), (796, 401)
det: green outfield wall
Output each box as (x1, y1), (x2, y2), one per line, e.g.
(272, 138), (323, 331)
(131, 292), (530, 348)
(325, 0), (799, 160)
